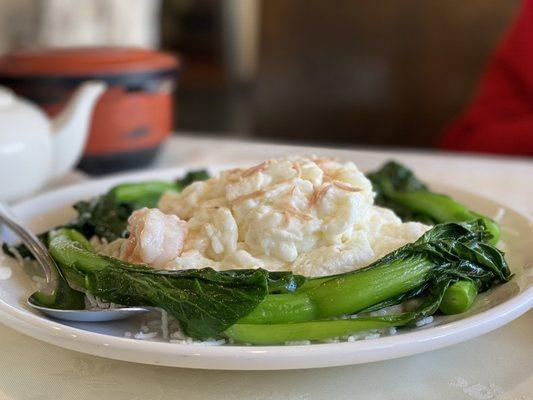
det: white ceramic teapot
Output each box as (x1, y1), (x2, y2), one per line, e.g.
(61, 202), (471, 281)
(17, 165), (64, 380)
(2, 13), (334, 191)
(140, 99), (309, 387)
(0, 81), (106, 201)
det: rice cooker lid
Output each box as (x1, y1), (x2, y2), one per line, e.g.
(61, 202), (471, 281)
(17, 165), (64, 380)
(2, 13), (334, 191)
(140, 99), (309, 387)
(0, 47), (179, 77)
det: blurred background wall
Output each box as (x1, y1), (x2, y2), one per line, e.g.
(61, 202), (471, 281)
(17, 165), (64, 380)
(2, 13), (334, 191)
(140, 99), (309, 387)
(0, 0), (521, 148)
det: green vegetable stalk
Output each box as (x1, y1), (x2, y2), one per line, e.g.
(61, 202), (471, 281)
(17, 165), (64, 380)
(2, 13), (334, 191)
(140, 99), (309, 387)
(43, 228), (304, 339)
(108, 169), (210, 209)
(14, 162), (512, 344)
(3, 170), (210, 258)
(41, 220), (510, 343)
(108, 181), (179, 209)
(225, 284), (446, 345)
(239, 256), (431, 324)
(238, 221), (509, 326)
(439, 280), (478, 315)
(224, 221), (511, 344)
(367, 161), (500, 244)
(225, 320), (395, 345)
(29, 230), (89, 310)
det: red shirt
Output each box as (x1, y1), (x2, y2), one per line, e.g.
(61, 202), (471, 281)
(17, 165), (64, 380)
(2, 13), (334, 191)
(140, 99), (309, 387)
(440, 0), (533, 156)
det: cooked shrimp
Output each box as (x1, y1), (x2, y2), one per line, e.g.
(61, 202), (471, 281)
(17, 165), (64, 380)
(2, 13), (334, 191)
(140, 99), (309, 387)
(123, 208), (187, 267)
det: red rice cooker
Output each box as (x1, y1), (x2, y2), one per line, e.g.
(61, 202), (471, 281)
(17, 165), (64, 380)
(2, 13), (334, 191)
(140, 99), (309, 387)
(0, 47), (179, 174)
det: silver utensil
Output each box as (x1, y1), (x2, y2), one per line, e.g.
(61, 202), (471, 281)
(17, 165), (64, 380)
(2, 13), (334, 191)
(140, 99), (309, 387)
(0, 201), (149, 322)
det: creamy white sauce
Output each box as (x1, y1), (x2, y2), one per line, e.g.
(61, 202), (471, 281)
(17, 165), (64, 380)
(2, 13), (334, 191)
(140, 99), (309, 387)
(100, 157), (430, 277)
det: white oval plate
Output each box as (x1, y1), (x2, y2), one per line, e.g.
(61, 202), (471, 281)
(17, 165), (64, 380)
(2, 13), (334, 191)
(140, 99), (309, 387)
(0, 166), (531, 370)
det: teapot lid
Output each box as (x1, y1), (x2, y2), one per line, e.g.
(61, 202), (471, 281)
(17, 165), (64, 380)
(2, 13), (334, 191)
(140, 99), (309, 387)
(0, 47), (179, 77)
(0, 86), (15, 107)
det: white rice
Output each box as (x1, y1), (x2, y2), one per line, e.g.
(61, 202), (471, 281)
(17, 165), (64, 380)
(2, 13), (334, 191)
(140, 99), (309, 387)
(363, 333), (381, 340)
(89, 236), (109, 248)
(284, 340), (312, 346)
(133, 331), (158, 340)
(91, 236), (124, 258)
(415, 316), (434, 327)
(84, 292), (117, 310)
(169, 338), (227, 346)
(368, 304), (404, 317)
(191, 338), (226, 346)
(121, 312), (203, 344)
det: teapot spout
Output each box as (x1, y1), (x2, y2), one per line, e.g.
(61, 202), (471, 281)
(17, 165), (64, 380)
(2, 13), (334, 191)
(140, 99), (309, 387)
(51, 81), (107, 177)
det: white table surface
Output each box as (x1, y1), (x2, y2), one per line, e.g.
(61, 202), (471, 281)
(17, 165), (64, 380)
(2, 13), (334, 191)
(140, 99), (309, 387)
(1, 134), (531, 400)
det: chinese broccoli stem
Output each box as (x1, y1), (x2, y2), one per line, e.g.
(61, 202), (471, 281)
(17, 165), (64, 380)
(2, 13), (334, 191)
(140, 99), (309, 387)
(240, 256), (432, 324)
(374, 188), (499, 244)
(238, 220), (510, 332)
(439, 280), (478, 315)
(109, 170), (210, 209)
(367, 161), (500, 244)
(109, 181), (179, 209)
(27, 229), (90, 310)
(43, 220), (510, 342)
(225, 319), (397, 345)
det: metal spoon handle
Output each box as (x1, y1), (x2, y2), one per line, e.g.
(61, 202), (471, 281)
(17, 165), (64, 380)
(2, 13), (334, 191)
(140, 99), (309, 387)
(0, 201), (53, 282)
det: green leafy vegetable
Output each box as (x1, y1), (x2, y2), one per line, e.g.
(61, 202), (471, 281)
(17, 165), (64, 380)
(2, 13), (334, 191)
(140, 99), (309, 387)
(2, 193), (133, 258)
(2, 170), (210, 259)
(439, 280), (478, 314)
(225, 319), (395, 345)
(43, 220), (510, 343)
(225, 286), (444, 345)
(66, 171), (207, 242)
(8, 162), (512, 345)
(367, 161), (500, 243)
(108, 181), (179, 209)
(108, 169), (209, 209)
(28, 231), (88, 310)
(69, 194), (134, 242)
(44, 229), (304, 339)
(227, 220), (511, 344)
(176, 170), (210, 190)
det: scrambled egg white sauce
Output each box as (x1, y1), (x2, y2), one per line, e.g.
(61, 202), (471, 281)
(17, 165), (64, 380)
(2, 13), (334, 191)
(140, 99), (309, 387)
(101, 157), (430, 277)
